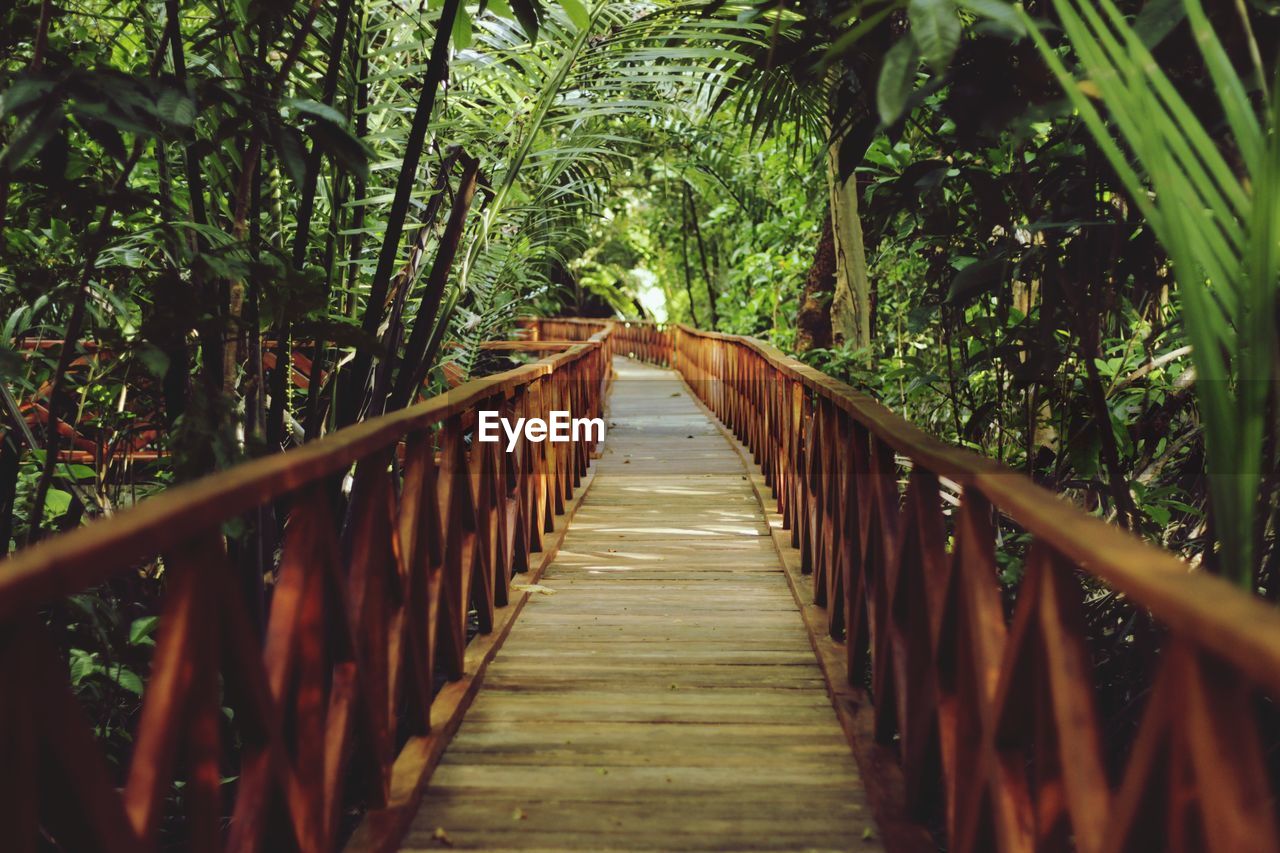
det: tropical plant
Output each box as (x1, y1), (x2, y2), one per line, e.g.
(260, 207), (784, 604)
(1023, 0), (1279, 589)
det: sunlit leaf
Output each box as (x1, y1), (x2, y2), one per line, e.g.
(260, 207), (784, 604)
(876, 36), (919, 125)
(559, 0), (590, 30)
(908, 0), (961, 70)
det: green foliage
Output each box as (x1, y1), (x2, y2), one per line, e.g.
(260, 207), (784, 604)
(909, 0), (962, 71)
(1022, 0), (1279, 588)
(581, 0), (1277, 597)
(3, 1), (1280, 842)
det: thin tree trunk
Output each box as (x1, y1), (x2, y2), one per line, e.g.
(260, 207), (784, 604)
(30, 0), (53, 71)
(221, 0), (326, 415)
(388, 155), (481, 411)
(825, 67), (873, 350)
(27, 141), (146, 544)
(368, 147), (465, 410)
(291, 0), (355, 272)
(0, 0), (55, 244)
(305, 160), (347, 439)
(826, 143), (871, 348)
(796, 208), (835, 353)
(246, 159), (267, 444)
(165, 0), (227, 411)
(341, 0), (463, 427)
(684, 185), (718, 329)
(678, 187), (700, 326)
(281, 0), (356, 444)
(1081, 347), (1137, 528)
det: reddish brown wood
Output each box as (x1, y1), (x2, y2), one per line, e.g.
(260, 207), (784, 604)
(0, 334), (608, 852)
(7, 316), (1280, 852)
(0, 622), (40, 853)
(660, 320), (1280, 853)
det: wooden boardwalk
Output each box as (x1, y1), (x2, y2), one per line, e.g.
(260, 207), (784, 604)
(401, 359), (882, 851)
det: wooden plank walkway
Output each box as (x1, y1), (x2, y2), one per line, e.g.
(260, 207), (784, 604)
(401, 358), (883, 851)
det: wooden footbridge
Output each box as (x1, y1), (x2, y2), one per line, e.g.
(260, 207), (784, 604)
(3, 318), (1280, 852)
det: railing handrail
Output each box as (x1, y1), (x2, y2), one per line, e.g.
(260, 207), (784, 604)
(10, 313), (1277, 852)
(0, 325), (612, 852)
(0, 337), (604, 621)
(668, 323), (1280, 697)
(581, 316), (1280, 850)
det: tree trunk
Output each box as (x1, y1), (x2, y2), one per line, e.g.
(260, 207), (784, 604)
(388, 155), (481, 411)
(824, 63), (873, 351)
(684, 185), (718, 329)
(340, 0), (462, 428)
(678, 187), (701, 326)
(796, 208), (836, 353)
(826, 137), (872, 349)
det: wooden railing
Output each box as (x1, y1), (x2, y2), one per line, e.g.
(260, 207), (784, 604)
(0, 334), (608, 852)
(518, 317), (674, 367)
(9, 314), (1280, 852)
(530, 317), (1280, 852)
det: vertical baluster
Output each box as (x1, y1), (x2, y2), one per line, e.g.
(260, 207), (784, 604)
(844, 422), (875, 683)
(571, 363), (588, 483)
(729, 345), (740, 436)
(0, 620), (40, 852)
(221, 536), (306, 851)
(3, 617), (137, 852)
(436, 415), (478, 680)
(785, 379), (803, 540)
(1028, 546), (1109, 851)
(948, 492), (1008, 851)
(238, 483), (345, 850)
(884, 468), (948, 820)
(314, 489), (372, 842)
(752, 350), (762, 458)
(809, 395), (828, 599)
(770, 374), (785, 513)
(125, 537), (211, 846)
(397, 428), (441, 735)
(469, 398), (500, 635)
(817, 398), (842, 637)
(753, 354), (766, 475)
(345, 450), (400, 802)
(185, 571), (222, 853)
(286, 490), (334, 841)
(737, 346), (748, 444)
(866, 438), (903, 743)
(752, 353), (766, 467)
(497, 390), (524, 596)
(1032, 593), (1274, 853)
(799, 391), (819, 577)
(528, 376), (552, 541)
(548, 373), (568, 516)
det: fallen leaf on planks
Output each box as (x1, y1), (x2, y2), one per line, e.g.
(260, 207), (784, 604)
(511, 583), (556, 595)
(432, 827), (453, 846)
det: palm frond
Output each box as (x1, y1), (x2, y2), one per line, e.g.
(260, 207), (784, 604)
(1020, 0), (1278, 587)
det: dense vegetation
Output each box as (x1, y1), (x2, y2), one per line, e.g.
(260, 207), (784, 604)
(581, 1), (1280, 594)
(2, 0), (1279, 842)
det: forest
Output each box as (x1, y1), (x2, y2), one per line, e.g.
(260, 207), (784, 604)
(2, 0), (1280, 849)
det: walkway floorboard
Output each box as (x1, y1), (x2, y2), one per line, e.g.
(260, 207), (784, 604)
(402, 359), (882, 851)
